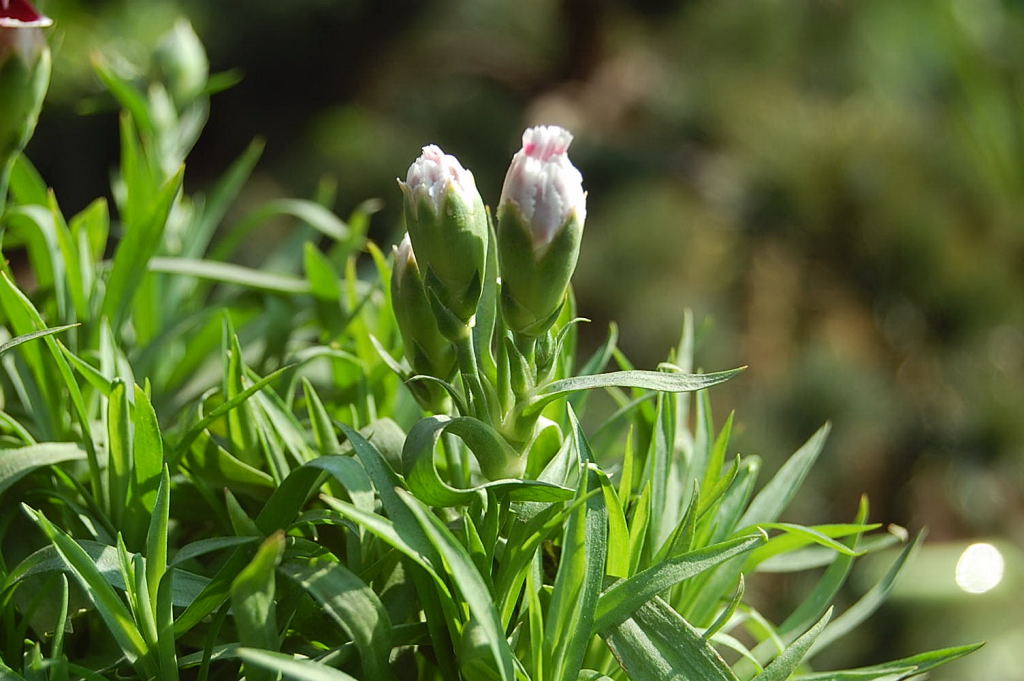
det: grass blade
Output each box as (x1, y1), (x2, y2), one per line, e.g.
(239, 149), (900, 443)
(738, 424), (831, 528)
(603, 598), (739, 681)
(231, 533), (285, 681)
(0, 324), (78, 357)
(236, 649), (359, 681)
(0, 443), (85, 500)
(23, 506), (149, 667)
(594, 534), (764, 633)
(753, 608), (832, 681)
(282, 560), (397, 681)
(397, 488), (515, 681)
(525, 367), (745, 417)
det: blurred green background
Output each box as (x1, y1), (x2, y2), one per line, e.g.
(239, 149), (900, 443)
(24, 0), (1024, 677)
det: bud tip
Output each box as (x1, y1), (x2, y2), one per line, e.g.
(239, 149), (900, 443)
(0, 0), (52, 28)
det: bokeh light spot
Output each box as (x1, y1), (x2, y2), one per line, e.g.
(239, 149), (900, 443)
(955, 543), (1004, 594)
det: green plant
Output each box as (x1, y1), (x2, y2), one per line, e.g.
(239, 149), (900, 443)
(0, 8), (979, 681)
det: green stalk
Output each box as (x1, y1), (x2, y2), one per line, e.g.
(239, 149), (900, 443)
(0, 158), (12, 220)
(453, 331), (494, 423)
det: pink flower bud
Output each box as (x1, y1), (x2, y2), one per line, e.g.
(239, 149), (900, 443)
(404, 144), (481, 215)
(399, 144), (489, 324)
(498, 125), (586, 248)
(1, 0), (51, 214)
(496, 126), (586, 337)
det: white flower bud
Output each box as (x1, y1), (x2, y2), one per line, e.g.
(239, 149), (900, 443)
(399, 144), (489, 325)
(498, 125), (586, 248)
(404, 144), (481, 215)
(394, 232), (415, 282)
(391, 233), (457, 410)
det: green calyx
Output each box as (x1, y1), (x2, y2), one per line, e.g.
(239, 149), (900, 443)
(391, 243), (458, 410)
(401, 181), (488, 324)
(0, 28), (50, 213)
(496, 202), (583, 338)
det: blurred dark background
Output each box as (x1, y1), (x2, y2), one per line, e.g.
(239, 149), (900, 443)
(26, 0), (1024, 677)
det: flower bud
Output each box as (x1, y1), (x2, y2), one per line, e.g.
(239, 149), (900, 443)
(392, 233), (458, 410)
(153, 18), (209, 107)
(497, 125), (586, 337)
(399, 145), (488, 325)
(0, 0), (51, 211)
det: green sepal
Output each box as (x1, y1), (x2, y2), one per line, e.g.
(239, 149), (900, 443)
(424, 269), (477, 342)
(497, 202), (582, 337)
(401, 180), (488, 322)
(0, 31), (50, 213)
(391, 242), (458, 387)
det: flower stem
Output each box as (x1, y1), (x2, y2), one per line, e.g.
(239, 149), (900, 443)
(454, 330), (493, 423)
(0, 158), (12, 220)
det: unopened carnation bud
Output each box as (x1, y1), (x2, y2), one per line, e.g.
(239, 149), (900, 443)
(154, 18), (209, 106)
(0, 0), (51, 213)
(497, 125), (586, 337)
(392, 234), (457, 410)
(399, 145), (488, 327)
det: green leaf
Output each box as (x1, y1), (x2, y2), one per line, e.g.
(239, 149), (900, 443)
(808, 532), (924, 658)
(304, 242), (342, 300)
(23, 507), (149, 667)
(170, 537), (259, 567)
(524, 367), (745, 417)
(183, 436), (275, 496)
(172, 364), (292, 459)
(101, 165), (184, 328)
(0, 272), (95, 455)
(753, 608), (832, 681)
(738, 423), (831, 527)
(642, 392), (675, 557)
(282, 560), (396, 681)
(131, 384), (165, 518)
(174, 446), (387, 637)
(3, 540), (210, 609)
(594, 534), (764, 633)
(600, 469), (631, 579)
(747, 522), (879, 564)
(320, 496), (443, 586)
(106, 380), (131, 528)
(9, 154), (49, 206)
(149, 257), (312, 295)
(602, 598), (739, 681)
(0, 443), (86, 500)
(231, 533), (285, 681)
(471, 215), (499, 381)
(397, 489), (516, 681)
(494, 495), (592, 627)
(794, 644), (984, 680)
(0, 324), (78, 357)
(235, 649), (359, 681)
(401, 415), (573, 506)
(93, 56), (154, 135)
(780, 498), (871, 637)
(212, 198), (350, 262)
(333, 422), (461, 680)
(544, 413), (608, 681)
(144, 467), (171, 609)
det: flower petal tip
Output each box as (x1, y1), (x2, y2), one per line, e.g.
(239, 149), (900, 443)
(0, 0), (52, 28)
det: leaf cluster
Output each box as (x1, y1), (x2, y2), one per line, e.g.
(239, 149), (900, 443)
(0, 27), (979, 681)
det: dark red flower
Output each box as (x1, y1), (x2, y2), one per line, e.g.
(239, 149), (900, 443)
(0, 0), (52, 27)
